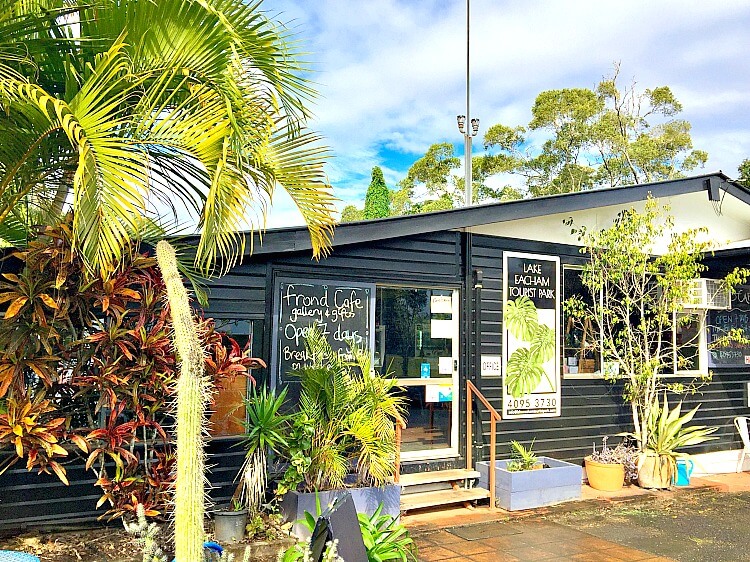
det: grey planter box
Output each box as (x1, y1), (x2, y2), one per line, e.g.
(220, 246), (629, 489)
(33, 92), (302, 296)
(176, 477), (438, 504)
(279, 484), (400, 538)
(477, 456), (582, 511)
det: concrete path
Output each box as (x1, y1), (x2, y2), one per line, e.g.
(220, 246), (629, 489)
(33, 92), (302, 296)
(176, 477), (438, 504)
(404, 472), (750, 562)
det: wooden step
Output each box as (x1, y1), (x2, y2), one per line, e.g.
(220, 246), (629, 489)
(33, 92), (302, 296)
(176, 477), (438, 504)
(400, 487), (489, 512)
(399, 469), (481, 488)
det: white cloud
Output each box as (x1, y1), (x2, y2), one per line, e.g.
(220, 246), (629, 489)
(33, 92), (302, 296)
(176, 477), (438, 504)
(264, 0), (750, 228)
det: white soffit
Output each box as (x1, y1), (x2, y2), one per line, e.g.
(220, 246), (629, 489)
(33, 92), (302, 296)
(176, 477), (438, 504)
(468, 190), (750, 255)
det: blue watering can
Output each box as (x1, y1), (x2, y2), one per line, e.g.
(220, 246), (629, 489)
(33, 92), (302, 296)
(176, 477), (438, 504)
(0, 552), (40, 562)
(675, 458), (694, 486)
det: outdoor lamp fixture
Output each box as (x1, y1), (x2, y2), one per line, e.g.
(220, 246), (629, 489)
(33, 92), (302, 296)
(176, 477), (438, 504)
(456, 112), (480, 207)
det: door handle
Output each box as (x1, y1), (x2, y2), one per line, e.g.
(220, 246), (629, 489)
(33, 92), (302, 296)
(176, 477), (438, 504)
(453, 359), (458, 371)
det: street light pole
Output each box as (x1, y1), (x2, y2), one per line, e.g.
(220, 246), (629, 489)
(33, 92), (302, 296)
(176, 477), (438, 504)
(457, 0), (478, 207)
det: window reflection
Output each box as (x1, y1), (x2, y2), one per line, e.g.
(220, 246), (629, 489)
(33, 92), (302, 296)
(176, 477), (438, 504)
(375, 287), (455, 454)
(209, 319), (264, 437)
(562, 267), (600, 375)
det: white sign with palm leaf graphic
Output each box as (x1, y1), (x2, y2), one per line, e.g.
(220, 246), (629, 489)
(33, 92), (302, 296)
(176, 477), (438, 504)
(502, 252), (561, 419)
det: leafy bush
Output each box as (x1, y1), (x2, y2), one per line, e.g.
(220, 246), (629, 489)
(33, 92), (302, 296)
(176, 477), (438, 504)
(0, 217), (260, 519)
(358, 505), (417, 562)
(280, 500), (416, 562)
(278, 326), (406, 494)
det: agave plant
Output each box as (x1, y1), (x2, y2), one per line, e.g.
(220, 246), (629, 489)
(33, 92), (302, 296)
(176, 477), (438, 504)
(630, 393), (718, 485)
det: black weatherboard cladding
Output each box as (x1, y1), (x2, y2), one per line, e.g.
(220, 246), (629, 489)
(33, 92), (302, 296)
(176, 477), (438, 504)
(0, 231), (463, 531)
(469, 234), (749, 464)
(3, 198), (750, 530)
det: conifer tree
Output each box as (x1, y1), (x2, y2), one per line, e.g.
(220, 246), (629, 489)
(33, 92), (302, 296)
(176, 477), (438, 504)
(363, 166), (390, 219)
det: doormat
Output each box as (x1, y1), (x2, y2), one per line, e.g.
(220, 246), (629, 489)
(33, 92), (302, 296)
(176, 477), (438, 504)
(446, 521), (522, 541)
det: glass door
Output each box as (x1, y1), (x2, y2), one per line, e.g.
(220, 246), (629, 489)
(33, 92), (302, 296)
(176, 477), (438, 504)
(375, 287), (459, 460)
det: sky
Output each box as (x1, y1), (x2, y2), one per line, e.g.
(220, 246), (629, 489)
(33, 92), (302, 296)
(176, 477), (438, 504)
(261, 0), (750, 228)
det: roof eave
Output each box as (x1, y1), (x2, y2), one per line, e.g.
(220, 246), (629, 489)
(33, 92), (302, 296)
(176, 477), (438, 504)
(240, 173), (746, 257)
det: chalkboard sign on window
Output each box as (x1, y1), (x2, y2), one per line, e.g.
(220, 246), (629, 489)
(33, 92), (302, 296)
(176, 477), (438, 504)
(708, 285), (750, 367)
(272, 279), (375, 383)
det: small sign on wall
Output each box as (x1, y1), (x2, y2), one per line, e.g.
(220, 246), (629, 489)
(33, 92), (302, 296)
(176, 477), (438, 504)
(430, 295), (453, 314)
(426, 384), (453, 403)
(420, 363), (431, 379)
(481, 355), (502, 378)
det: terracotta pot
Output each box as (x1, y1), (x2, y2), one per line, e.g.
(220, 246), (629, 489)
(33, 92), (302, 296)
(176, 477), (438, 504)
(584, 456), (625, 491)
(637, 453), (673, 489)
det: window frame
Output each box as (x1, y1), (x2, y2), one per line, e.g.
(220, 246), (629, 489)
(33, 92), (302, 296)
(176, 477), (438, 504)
(671, 309), (709, 377)
(562, 265), (605, 380)
(562, 266), (710, 379)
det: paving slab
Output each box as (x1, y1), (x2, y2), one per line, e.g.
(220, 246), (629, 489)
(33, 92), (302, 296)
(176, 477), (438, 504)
(406, 472), (750, 562)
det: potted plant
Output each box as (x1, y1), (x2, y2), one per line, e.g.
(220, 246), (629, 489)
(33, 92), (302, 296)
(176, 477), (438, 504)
(277, 326), (406, 537)
(477, 440), (582, 511)
(569, 200), (747, 458)
(584, 437), (638, 491)
(280, 500), (417, 562)
(630, 394), (718, 489)
(213, 498), (248, 544)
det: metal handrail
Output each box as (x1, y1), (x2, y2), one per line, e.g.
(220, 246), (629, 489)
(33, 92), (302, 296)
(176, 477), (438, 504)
(466, 380), (501, 509)
(394, 414), (406, 484)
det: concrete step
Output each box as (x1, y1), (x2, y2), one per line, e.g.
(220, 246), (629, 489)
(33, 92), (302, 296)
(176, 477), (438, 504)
(399, 469), (480, 489)
(400, 486), (489, 512)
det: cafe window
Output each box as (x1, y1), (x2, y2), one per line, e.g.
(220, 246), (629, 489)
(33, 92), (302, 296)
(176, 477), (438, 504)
(562, 266), (601, 376)
(209, 319), (264, 437)
(563, 265), (709, 378)
(672, 311), (707, 375)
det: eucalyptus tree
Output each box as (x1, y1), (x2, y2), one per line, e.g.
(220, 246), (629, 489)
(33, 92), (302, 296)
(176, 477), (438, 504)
(398, 65), (707, 210)
(0, 1), (336, 560)
(482, 64), (707, 196)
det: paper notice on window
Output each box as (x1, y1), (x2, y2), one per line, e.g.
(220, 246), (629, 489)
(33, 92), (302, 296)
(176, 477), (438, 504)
(426, 384), (453, 403)
(430, 295), (453, 314)
(431, 319), (453, 339)
(438, 356), (453, 375)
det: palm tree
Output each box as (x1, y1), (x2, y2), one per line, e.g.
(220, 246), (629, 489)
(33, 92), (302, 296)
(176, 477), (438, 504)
(0, 2), (336, 559)
(0, 0), (336, 274)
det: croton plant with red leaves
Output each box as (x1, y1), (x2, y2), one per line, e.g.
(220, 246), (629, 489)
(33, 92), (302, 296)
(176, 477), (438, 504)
(0, 216), (263, 519)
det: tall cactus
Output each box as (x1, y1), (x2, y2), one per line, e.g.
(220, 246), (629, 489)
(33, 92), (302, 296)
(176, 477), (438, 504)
(156, 241), (208, 562)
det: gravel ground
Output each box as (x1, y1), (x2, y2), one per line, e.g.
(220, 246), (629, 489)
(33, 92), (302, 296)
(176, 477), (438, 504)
(545, 488), (750, 562)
